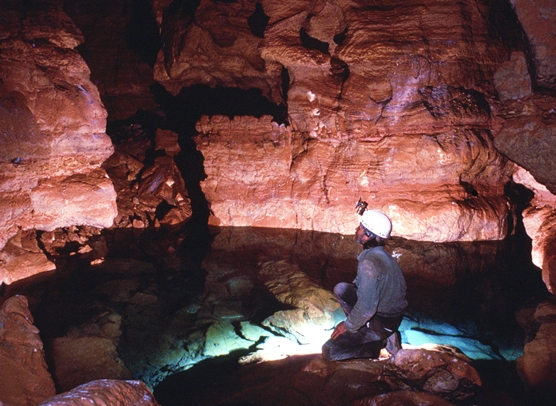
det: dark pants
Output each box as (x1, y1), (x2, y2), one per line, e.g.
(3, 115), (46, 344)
(322, 282), (403, 361)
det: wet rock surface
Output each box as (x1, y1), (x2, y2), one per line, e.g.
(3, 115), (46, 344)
(39, 379), (159, 406)
(160, 349), (481, 406)
(3, 226), (548, 405)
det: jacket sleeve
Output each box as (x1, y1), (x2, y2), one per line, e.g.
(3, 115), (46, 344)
(344, 258), (380, 333)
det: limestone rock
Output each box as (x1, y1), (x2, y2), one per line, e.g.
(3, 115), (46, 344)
(510, 0), (556, 91)
(258, 260), (341, 343)
(522, 205), (556, 294)
(494, 52), (532, 101)
(104, 125), (193, 230)
(63, 0), (158, 120)
(0, 295), (56, 406)
(0, 1), (117, 265)
(0, 229), (55, 286)
(494, 95), (556, 195)
(354, 390), (454, 406)
(199, 349), (481, 405)
(138, 156), (190, 209)
(50, 312), (132, 393)
(384, 347), (481, 401)
(155, 129), (181, 158)
(195, 115), (511, 241)
(39, 379), (159, 406)
(516, 299), (556, 397)
(154, 0), (282, 102)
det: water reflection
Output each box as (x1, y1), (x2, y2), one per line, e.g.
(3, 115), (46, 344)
(4, 225), (547, 402)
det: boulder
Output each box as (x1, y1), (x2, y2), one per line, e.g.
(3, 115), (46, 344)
(0, 295), (56, 406)
(39, 379), (159, 406)
(50, 312), (132, 392)
(510, 0), (556, 91)
(516, 299), (556, 397)
(0, 229), (55, 286)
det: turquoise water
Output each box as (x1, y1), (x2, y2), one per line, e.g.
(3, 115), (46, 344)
(5, 225), (548, 404)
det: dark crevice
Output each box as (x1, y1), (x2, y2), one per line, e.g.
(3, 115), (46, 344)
(149, 83), (288, 242)
(333, 27), (347, 46)
(248, 2), (269, 38)
(281, 66), (290, 106)
(488, 0), (545, 92)
(330, 57), (350, 82)
(300, 28), (329, 55)
(126, 0), (162, 67)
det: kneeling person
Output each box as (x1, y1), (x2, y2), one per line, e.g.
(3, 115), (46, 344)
(322, 210), (407, 361)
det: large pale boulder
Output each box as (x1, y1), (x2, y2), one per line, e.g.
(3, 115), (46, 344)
(258, 260), (341, 344)
(0, 1), (117, 273)
(0, 229), (55, 286)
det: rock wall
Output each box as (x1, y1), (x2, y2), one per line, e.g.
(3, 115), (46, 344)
(0, 1), (117, 284)
(154, 0), (556, 290)
(171, 0), (515, 240)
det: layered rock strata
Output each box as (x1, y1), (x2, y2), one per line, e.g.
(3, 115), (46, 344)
(0, 0), (117, 284)
(195, 114), (511, 241)
(491, 47), (556, 294)
(161, 0), (519, 241)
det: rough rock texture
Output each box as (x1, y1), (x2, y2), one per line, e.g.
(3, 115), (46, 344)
(0, 295), (56, 406)
(103, 125), (193, 230)
(491, 49), (556, 295)
(516, 168), (556, 294)
(50, 312), (132, 392)
(179, 0), (517, 241)
(189, 348), (481, 406)
(258, 259), (341, 344)
(0, 229), (55, 285)
(0, 1), (117, 278)
(354, 390), (454, 406)
(510, 0), (556, 91)
(195, 114), (511, 240)
(39, 379), (159, 406)
(516, 299), (556, 398)
(63, 0), (158, 121)
(153, 0), (282, 102)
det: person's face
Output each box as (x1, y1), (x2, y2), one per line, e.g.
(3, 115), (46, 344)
(355, 224), (369, 245)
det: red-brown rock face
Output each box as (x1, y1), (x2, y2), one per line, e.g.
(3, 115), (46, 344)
(165, 0), (515, 241)
(0, 295), (56, 406)
(0, 0), (117, 283)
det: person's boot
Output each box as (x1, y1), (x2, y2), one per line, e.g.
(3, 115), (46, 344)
(385, 331), (402, 355)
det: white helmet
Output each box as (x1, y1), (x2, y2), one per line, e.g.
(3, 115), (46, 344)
(360, 210), (392, 239)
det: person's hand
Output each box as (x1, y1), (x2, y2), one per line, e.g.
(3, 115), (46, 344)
(331, 321), (347, 339)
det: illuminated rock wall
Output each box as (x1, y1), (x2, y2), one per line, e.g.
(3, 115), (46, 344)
(0, 1), (117, 284)
(175, 0), (515, 241)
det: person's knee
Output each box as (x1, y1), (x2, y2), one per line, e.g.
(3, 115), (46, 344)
(321, 340), (333, 360)
(333, 282), (350, 297)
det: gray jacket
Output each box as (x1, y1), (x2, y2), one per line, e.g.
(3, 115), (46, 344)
(344, 246), (407, 333)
